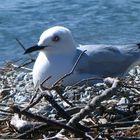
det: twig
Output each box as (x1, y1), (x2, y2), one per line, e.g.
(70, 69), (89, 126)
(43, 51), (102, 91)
(122, 85), (140, 91)
(16, 38), (34, 61)
(0, 112), (13, 116)
(11, 64), (32, 71)
(40, 76), (52, 90)
(22, 91), (70, 121)
(72, 77), (103, 87)
(39, 50), (87, 107)
(16, 38), (27, 51)
(0, 117), (9, 122)
(22, 93), (44, 111)
(15, 38), (35, 67)
(131, 88), (140, 94)
(10, 105), (87, 138)
(113, 136), (140, 140)
(116, 103), (140, 107)
(0, 108), (13, 114)
(51, 50), (87, 88)
(69, 78), (119, 126)
(28, 90), (39, 105)
(44, 91), (71, 121)
(54, 86), (73, 107)
(18, 60), (35, 68)
(58, 78), (120, 134)
(16, 123), (48, 138)
(91, 120), (140, 129)
(21, 90), (89, 132)
(41, 50), (87, 108)
(0, 92), (16, 102)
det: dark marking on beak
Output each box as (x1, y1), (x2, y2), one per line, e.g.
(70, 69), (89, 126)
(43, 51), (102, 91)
(24, 45), (46, 54)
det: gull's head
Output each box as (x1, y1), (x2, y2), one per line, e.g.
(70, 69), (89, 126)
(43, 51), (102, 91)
(25, 26), (76, 55)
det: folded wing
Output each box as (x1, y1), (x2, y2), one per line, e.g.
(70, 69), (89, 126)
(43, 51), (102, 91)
(75, 44), (140, 77)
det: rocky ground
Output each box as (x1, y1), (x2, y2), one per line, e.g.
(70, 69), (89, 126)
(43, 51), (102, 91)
(0, 62), (140, 139)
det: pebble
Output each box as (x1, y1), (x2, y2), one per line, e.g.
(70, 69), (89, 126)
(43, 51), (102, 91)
(98, 118), (107, 124)
(16, 72), (26, 81)
(23, 73), (32, 81)
(129, 69), (136, 76)
(0, 64), (140, 121)
(137, 68), (140, 74)
(0, 88), (11, 97)
(117, 97), (129, 105)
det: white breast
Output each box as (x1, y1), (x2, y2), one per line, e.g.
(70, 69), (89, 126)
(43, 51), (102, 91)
(33, 52), (74, 87)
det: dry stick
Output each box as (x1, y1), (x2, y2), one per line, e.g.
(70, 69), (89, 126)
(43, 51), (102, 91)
(20, 50), (89, 133)
(72, 77), (103, 87)
(122, 85), (140, 91)
(22, 91), (71, 121)
(22, 93), (44, 111)
(91, 120), (140, 129)
(22, 90), (89, 132)
(40, 50), (87, 106)
(113, 136), (140, 140)
(11, 105), (87, 139)
(16, 123), (48, 139)
(42, 82), (73, 107)
(24, 77), (51, 109)
(43, 91), (71, 121)
(40, 76), (52, 90)
(15, 38), (35, 66)
(0, 108), (13, 114)
(55, 86), (73, 107)
(11, 63), (32, 71)
(105, 106), (136, 119)
(16, 38), (33, 60)
(22, 82), (71, 121)
(59, 78), (120, 135)
(28, 90), (39, 105)
(49, 50), (87, 106)
(51, 50), (87, 88)
(20, 60), (34, 67)
(0, 92), (16, 103)
(117, 103), (140, 107)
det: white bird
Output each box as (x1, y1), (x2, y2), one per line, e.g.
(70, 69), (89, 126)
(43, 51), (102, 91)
(25, 26), (140, 87)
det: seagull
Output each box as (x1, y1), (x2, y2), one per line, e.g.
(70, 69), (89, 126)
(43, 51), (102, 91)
(25, 26), (140, 87)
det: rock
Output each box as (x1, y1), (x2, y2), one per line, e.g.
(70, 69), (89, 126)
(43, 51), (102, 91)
(16, 72), (26, 81)
(107, 99), (118, 104)
(0, 88), (11, 98)
(129, 68), (137, 76)
(98, 118), (107, 124)
(10, 114), (35, 133)
(23, 73), (32, 81)
(14, 93), (29, 104)
(104, 77), (115, 87)
(117, 97), (129, 105)
(61, 101), (70, 108)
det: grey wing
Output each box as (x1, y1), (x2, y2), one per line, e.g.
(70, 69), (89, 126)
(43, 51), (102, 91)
(75, 44), (130, 77)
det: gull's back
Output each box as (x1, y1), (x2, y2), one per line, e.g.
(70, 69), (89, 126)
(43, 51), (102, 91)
(75, 43), (140, 77)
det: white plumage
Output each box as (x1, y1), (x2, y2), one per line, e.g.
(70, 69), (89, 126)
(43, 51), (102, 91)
(25, 26), (140, 87)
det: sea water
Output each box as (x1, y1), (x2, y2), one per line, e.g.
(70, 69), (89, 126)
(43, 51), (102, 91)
(0, 0), (140, 66)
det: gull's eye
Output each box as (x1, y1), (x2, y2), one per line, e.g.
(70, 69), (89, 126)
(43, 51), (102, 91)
(52, 35), (60, 42)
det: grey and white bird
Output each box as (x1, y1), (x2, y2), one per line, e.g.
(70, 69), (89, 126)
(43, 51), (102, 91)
(25, 26), (140, 87)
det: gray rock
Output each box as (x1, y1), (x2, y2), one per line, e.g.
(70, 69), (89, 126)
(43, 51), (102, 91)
(16, 72), (26, 81)
(23, 73), (32, 81)
(0, 88), (11, 97)
(118, 97), (129, 105)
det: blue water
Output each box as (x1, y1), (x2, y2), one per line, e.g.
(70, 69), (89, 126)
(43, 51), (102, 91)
(1, 0), (140, 66)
